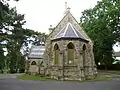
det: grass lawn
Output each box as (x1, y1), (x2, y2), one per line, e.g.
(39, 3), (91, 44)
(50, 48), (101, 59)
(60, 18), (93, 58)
(18, 74), (112, 82)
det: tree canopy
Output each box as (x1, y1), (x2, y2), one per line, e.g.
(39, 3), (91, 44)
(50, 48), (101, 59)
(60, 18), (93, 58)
(0, 0), (47, 73)
(80, 0), (120, 68)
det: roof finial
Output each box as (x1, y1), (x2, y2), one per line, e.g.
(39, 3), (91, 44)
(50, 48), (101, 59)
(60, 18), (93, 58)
(64, 2), (71, 15)
(65, 2), (67, 10)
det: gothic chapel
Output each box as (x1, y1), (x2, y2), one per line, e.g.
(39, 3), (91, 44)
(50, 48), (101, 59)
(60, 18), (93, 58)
(27, 6), (97, 81)
(43, 7), (97, 80)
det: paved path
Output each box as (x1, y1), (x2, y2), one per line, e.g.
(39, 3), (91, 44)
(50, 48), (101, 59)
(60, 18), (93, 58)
(0, 73), (24, 79)
(98, 71), (120, 80)
(0, 74), (120, 90)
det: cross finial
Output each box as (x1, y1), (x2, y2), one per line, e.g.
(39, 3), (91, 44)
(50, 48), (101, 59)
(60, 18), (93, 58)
(64, 2), (71, 15)
(65, 2), (67, 10)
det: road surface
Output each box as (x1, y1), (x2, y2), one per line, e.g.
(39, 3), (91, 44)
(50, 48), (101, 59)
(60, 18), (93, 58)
(0, 74), (120, 90)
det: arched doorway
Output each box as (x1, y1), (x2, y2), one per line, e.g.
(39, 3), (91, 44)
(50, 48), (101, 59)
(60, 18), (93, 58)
(83, 44), (86, 66)
(30, 61), (38, 73)
(54, 44), (59, 64)
(67, 42), (75, 64)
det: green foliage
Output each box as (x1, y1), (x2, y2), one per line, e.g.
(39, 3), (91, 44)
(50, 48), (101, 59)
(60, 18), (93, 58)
(0, 47), (5, 73)
(80, 0), (120, 68)
(0, 0), (48, 73)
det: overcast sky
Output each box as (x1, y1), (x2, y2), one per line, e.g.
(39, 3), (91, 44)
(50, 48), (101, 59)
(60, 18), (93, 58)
(8, 0), (120, 52)
(8, 0), (101, 34)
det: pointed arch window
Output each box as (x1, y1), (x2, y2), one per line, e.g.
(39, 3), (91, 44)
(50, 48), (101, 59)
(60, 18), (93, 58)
(67, 42), (74, 64)
(31, 61), (37, 65)
(54, 44), (59, 64)
(83, 44), (86, 66)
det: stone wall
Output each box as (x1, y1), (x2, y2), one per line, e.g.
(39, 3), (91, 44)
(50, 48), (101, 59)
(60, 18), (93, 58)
(44, 39), (96, 80)
(26, 59), (43, 75)
(44, 12), (95, 67)
(43, 11), (97, 81)
(51, 39), (88, 66)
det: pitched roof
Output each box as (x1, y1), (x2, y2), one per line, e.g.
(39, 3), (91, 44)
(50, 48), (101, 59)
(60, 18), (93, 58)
(28, 45), (45, 59)
(54, 22), (88, 41)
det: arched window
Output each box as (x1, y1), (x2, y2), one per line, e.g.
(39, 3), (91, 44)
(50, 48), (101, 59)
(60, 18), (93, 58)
(83, 44), (86, 66)
(31, 61), (37, 65)
(54, 44), (59, 64)
(67, 42), (74, 64)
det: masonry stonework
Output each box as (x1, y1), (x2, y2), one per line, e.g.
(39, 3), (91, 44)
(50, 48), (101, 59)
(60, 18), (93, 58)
(27, 8), (97, 81)
(42, 9), (97, 80)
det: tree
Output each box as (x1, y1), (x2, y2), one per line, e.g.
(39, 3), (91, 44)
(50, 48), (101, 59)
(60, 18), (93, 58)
(0, 46), (5, 73)
(0, 0), (26, 73)
(80, 0), (120, 69)
(0, 0), (48, 73)
(0, 0), (11, 73)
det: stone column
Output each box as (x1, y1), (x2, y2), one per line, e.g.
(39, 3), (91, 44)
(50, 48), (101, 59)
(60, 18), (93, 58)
(58, 49), (65, 80)
(59, 50), (64, 66)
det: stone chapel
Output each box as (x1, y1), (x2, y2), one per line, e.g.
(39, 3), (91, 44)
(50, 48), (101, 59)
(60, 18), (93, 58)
(27, 7), (97, 81)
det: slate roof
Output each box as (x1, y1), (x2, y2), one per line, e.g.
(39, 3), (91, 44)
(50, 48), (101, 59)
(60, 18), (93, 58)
(28, 45), (45, 59)
(54, 22), (88, 41)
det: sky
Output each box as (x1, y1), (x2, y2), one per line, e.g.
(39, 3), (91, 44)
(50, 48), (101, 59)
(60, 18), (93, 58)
(8, 0), (101, 34)
(8, 0), (120, 52)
